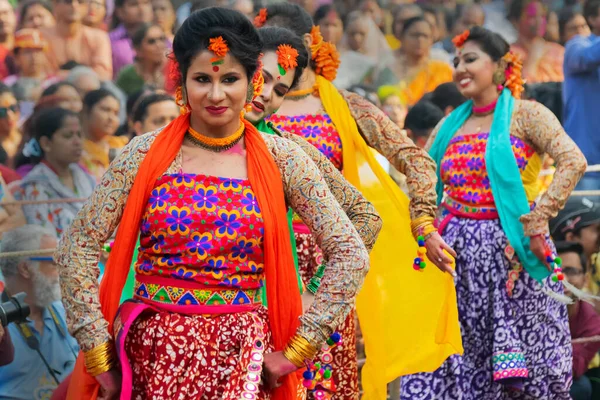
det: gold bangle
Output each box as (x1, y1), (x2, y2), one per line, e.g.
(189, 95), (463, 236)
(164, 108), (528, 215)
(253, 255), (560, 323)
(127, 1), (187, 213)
(410, 215), (434, 232)
(84, 341), (117, 376)
(283, 335), (318, 368)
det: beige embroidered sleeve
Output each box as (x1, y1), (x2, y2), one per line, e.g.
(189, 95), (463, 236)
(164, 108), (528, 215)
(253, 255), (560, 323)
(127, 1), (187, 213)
(342, 91), (438, 220)
(272, 128), (382, 252)
(54, 133), (159, 351)
(515, 101), (587, 236)
(265, 135), (370, 347)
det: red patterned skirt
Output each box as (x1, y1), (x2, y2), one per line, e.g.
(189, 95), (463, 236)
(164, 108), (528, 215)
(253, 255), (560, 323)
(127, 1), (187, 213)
(123, 305), (272, 399)
(295, 229), (359, 400)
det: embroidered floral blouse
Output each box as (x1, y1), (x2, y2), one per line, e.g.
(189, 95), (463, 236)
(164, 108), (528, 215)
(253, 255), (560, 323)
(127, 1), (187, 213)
(270, 91), (438, 220)
(427, 100), (587, 236)
(55, 131), (370, 351)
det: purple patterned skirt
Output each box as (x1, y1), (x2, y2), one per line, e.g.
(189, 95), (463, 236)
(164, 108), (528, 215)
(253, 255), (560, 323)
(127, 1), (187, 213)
(400, 217), (572, 400)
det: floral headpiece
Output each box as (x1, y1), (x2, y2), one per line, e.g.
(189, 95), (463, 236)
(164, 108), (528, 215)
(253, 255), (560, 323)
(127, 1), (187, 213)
(452, 30), (470, 48)
(208, 36), (229, 71)
(167, 54), (190, 114)
(502, 51), (525, 99)
(309, 26), (340, 82)
(254, 8), (267, 28)
(276, 44), (299, 76)
(245, 54), (265, 112)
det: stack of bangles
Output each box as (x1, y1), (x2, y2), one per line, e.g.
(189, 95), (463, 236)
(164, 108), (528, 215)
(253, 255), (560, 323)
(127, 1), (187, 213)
(410, 216), (437, 271)
(283, 334), (319, 368)
(84, 341), (117, 376)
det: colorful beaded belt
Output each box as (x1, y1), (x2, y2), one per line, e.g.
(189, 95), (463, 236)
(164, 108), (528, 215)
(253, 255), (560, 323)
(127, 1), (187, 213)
(443, 197), (499, 220)
(133, 275), (262, 307)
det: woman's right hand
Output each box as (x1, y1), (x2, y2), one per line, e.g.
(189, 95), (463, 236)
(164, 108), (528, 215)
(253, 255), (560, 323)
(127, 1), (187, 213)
(95, 369), (122, 400)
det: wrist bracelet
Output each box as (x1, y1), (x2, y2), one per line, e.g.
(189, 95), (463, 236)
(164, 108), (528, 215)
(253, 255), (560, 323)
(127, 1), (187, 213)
(84, 341), (117, 376)
(283, 335), (318, 368)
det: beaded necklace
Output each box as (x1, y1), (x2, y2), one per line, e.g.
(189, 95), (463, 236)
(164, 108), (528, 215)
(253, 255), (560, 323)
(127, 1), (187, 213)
(186, 122), (245, 152)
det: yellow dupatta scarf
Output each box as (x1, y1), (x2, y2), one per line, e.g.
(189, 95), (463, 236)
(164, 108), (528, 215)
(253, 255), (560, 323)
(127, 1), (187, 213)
(316, 75), (462, 399)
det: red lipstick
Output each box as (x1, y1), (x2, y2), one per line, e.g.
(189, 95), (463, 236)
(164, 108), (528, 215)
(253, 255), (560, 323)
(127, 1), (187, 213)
(205, 106), (228, 115)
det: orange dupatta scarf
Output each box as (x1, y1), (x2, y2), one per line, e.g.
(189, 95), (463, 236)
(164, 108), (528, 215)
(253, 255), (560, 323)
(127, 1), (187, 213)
(66, 113), (302, 400)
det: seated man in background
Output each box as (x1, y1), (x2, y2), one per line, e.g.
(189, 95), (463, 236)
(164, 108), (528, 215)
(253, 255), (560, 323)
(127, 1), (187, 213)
(0, 225), (78, 399)
(556, 241), (600, 400)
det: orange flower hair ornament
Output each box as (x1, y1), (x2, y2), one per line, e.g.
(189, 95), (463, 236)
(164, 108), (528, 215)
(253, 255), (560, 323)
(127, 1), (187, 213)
(309, 26), (340, 82)
(276, 44), (299, 76)
(208, 36), (229, 71)
(245, 55), (265, 112)
(452, 29), (471, 48)
(502, 51), (525, 99)
(168, 55), (190, 114)
(254, 8), (267, 28)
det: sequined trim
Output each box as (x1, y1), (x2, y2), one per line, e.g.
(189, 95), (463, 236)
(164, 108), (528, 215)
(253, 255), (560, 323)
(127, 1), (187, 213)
(241, 313), (267, 399)
(133, 279), (262, 306)
(492, 351), (528, 381)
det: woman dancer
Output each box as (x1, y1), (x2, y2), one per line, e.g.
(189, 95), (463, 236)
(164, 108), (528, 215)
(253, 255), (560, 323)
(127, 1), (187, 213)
(246, 26), (382, 313)
(400, 26), (586, 399)
(258, 3), (462, 399)
(56, 7), (369, 400)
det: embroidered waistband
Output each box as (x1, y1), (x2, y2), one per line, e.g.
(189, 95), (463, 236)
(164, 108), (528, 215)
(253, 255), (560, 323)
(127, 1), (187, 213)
(443, 197), (499, 219)
(133, 275), (263, 308)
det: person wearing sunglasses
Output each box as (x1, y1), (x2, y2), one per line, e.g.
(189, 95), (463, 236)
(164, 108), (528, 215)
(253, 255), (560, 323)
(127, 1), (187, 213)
(116, 23), (167, 96)
(0, 225), (79, 399)
(0, 83), (21, 166)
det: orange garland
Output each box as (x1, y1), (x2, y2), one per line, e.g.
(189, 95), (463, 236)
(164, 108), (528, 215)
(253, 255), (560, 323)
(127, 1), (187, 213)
(188, 117), (245, 147)
(502, 51), (525, 99)
(276, 44), (299, 73)
(309, 26), (340, 82)
(254, 8), (267, 28)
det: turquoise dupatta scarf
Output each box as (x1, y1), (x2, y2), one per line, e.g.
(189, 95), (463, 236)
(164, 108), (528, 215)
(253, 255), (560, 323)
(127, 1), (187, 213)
(429, 89), (549, 283)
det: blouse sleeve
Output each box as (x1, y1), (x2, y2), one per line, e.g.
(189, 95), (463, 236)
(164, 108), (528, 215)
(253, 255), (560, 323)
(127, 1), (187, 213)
(268, 136), (370, 347)
(343, 91), (438, 220)
(54, 133), (156, 351)
(273, 128), (382, 252)
(517, 101), (587, 236)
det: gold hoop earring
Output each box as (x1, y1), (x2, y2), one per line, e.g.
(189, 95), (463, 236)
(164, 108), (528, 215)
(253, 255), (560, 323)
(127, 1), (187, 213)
(493, 69), (505, 86)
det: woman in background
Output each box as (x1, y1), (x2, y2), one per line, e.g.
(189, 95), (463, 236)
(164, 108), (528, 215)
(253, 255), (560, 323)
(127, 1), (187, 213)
(15, 107), (95, 237)
(509, 0), (565, 83)
(116, 23), (167, 96)
(80, 89), (125, 181)
(376, 16), (453, 106)
(18, 0), (54, 30)
(152, 0), (176, 44)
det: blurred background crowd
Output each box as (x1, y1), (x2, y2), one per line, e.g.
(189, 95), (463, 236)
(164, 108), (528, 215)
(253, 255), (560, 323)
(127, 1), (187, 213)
(0, 0), (600, 398)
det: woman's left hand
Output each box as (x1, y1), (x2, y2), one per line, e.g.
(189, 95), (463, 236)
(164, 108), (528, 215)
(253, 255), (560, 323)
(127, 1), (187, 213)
(425, 232), (457, 276)
(529, 234), (551, 271)
(263, 351), (298, 390)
